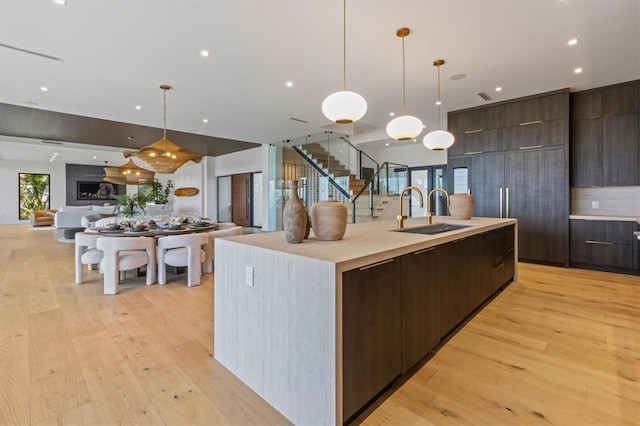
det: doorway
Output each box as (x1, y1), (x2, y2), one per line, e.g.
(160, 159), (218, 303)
(218, 172), (262, 227)
(409, 165), (447, 217)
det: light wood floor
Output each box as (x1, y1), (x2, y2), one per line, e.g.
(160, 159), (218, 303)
(1, 225), (638, 425)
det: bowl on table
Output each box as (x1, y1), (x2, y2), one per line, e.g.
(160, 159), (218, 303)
(106, 223), (121, 231)
(168, 224), (182, 230)
(132, 224), (147, 232)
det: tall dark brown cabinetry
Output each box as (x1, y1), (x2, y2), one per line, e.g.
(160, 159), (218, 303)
(570, 80), (639, 187)
(447, 90), (570, 265)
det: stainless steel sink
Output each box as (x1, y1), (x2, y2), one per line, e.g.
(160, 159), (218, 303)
(393, 223), (473, 235)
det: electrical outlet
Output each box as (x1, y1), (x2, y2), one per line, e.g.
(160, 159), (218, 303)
(591, 201), (599, 209)
(245, 266), (254, 287)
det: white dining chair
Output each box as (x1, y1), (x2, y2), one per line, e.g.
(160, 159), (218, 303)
(96, 236), (156, 295)
(157, 233), (209, 287)
(75, 232), (104, 284)
(203, 226), (243, 273)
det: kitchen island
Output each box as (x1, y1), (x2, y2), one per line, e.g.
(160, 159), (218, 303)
(214, 217), (517, 425)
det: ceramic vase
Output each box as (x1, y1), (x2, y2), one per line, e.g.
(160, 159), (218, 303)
(310, 200), (348, 241)
(449, 194), (474, 220)
(283, 180), (307, 244)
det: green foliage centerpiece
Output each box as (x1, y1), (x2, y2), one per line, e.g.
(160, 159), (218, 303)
(112, 193), (147, 217)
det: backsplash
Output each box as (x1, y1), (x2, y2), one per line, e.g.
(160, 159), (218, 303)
(572, 186), (640, 216)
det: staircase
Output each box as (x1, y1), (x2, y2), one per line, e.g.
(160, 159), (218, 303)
(299, 142), (367, 199)
(288, 132), (408, 224)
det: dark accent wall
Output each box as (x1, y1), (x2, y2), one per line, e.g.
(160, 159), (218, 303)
(65, 163), (125, 206)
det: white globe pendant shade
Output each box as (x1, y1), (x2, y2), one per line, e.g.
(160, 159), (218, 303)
(322, 90), (368, 124)
(386, 115), (424, 140)
(423, 129), (455, 151)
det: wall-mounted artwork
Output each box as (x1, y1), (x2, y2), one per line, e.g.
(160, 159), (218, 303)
(19, 173), (50, 220)
(77, 181), (120, 200)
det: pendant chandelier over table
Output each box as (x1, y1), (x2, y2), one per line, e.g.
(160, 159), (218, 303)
(103, 159), (155, 186)
(124, 85), (203, 174)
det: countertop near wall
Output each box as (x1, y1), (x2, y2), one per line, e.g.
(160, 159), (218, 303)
(571, 186), (640, 220)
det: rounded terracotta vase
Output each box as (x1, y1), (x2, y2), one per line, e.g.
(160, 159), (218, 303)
(449, 194), (474, 220)
(310, 200), (348, 241)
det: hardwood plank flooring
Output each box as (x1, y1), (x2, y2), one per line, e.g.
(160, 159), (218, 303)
(0, 224), (638, 425)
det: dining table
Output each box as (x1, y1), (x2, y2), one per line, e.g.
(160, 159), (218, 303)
(86, 223), (219, 237)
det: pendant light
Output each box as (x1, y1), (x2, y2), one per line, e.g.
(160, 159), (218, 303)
(125, 85), (203, 173)
(321, 0), (367, 124)
(386, 28), (423, 141)
(104, 159), (155, 186)
(423, 59), (455, 151)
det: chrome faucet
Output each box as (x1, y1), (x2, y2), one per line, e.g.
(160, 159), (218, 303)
(427, 188), (450, 224)
(397, 186), (424, 229)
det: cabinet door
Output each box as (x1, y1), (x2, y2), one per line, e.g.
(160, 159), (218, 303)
(505, 149), (568, 264)
(470, 155), (504, 218)
(343, 259), (402, 420)
(602, 81), (639, 115)
(439, 240), (469, 336)
(491, 225), (516, 291)
(401, 247), (441, 373)
(603, 112), (639, 186)
(570, 118), (603, 187)
(499, 119), (567, 151)
(571, 90), (602, 120)
(466, 232), (494, 310)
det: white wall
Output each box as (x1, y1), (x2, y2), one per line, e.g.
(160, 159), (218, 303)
(0, 159), (66, 225)
(171, 161), (205, 217)
(359, 142), (447, 167)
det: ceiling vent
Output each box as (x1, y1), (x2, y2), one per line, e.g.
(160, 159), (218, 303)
(478, 92), (493, 101)
(289, 117), (309, 124)
(41, 140), (63, 145)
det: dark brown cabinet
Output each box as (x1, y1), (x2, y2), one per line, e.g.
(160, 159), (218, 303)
(570, 219), (639, 271)
(400, 246), (442, 373)
(505, 148), (568, 264)
(453, 149), (568, 265)
(491, 224), (516, 291)
(570, 80), (640, 187)
(342, 258), (402, 421)
(447, 89), (569, 266)
(343, 226), (517, 420)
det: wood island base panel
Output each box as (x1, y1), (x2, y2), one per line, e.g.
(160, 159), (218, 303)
(214, 217), (517, 425)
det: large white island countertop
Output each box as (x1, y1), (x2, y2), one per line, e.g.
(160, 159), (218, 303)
(214, 216), (516, 425)
(219, 216), (517, 273)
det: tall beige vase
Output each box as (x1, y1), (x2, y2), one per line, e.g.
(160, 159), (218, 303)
(310, 200), (348, 241)
(449, 194), (474, 220)
(283, 180), (307, 244)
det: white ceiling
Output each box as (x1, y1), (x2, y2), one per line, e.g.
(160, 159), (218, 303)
(1, 0), (639, 164)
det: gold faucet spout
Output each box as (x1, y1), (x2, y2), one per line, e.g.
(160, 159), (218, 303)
(397, 186), (424, 229)
(427, 187), (450, 224)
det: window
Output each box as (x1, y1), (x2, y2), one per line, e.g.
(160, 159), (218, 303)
(18, 173), (50, 220)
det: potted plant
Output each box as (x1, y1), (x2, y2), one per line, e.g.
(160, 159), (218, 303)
(112, 193), (147, 217)
(140, 179), (173, 205)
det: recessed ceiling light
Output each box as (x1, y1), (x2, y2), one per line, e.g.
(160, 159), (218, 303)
(568, 38), (578, 46)
(385, 143), (390, 146)
(495, 87), (503, 92)
(389, 112), (395, 117)
(200, 50), (210, 57)
(574, 67), (583, 74)
(202, 119), (208, 123)
(53, 0), (66, 5)
(286, 81), (293, 87)
(40, 86), (48, 92)
(435, 101), (441, 106)
(93, 156), (97, 159)
(135, 105), (141, 110)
